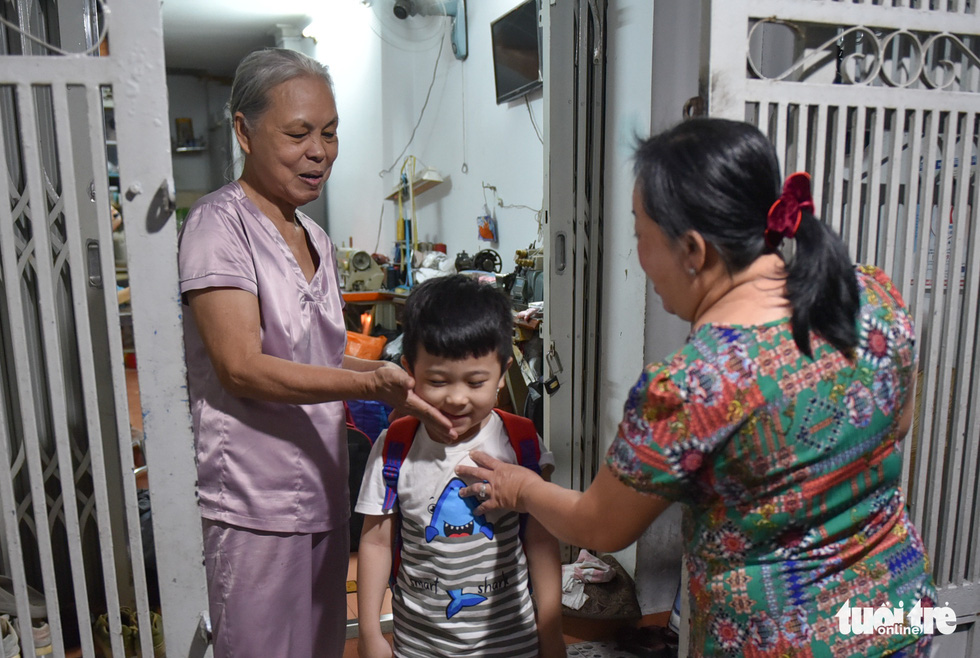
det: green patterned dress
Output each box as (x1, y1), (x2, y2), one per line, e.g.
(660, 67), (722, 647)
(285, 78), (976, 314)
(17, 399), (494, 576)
(607, 266), (935, 657)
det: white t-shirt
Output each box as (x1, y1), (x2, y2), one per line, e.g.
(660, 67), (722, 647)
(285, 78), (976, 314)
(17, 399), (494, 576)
(355, 412), (555, 658)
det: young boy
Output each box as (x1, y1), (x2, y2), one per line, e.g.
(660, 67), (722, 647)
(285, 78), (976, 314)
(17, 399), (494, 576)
(355, 275), (565, 658)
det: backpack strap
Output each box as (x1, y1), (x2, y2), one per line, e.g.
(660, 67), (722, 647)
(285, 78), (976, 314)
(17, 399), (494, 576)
(493, 410), (541, 593)
(380, 415), (421, 589)
(381, 416), (421, 512)
(495, 409), (541, 474)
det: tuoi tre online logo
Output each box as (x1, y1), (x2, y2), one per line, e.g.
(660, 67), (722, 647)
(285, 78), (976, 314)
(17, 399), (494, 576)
(836, 599), (957, 636)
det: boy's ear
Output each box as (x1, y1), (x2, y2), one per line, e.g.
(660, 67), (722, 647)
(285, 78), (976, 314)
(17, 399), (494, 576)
(400, 355), (414, 376)
(497, 357), (513, 389)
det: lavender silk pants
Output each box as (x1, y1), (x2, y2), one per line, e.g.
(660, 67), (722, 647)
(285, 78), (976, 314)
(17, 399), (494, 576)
(202, 519), (349, 657)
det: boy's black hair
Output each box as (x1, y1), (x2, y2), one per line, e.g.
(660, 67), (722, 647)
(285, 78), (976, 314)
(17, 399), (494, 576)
(634, 117), (859, 358)
(401, 275), (513, 371)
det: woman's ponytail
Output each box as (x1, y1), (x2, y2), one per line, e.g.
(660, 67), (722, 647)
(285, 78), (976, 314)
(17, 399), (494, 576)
(785, 211), (859, 358)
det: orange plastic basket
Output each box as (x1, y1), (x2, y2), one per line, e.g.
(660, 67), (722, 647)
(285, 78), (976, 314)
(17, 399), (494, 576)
(344, 331), (387, 360)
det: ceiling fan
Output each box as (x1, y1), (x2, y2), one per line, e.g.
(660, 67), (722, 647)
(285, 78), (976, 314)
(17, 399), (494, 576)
(365, 0), (467, 59)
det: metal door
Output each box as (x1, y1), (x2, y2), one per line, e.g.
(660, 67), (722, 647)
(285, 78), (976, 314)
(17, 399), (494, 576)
(1, 1), (209, 656)
(543, 0), (608, 503)
(703, 0), (979, 650)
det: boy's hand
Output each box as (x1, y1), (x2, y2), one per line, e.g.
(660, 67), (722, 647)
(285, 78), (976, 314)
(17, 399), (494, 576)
(357, 633), (393, 658)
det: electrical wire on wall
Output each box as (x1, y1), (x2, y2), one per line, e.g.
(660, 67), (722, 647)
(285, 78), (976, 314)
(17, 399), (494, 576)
(0, 0), (108, 54)
(483, 181), (545, 245)
(482, 182), (498, 212)
(484, 182), (542, 216)
(372, 202), (385, 254)
(524, 95), (543, 145)
(500, 201), (544, 244)
(377, 28), (447, 179)
(460, 51), (469, 174)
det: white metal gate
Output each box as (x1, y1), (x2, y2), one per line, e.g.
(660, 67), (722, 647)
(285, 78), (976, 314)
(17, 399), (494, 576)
(0, 1), (208, 656)
(704, 0), (979, 649)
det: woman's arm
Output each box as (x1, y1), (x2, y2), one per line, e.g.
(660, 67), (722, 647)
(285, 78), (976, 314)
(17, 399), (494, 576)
(524, 517), (566, 658)
(357, 515), (395, 658)
(189, 287), (396, 403)
(187, 287), (453, 437)
(343, 354), (390, 372)
(458, 455), (672, 552)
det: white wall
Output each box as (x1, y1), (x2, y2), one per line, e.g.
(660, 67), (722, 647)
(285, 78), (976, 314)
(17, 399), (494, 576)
(599, 0), (703, 615)
(311, 1), (543, 261)
(596, 0), (655, 586)
(632, 0), (704, 616)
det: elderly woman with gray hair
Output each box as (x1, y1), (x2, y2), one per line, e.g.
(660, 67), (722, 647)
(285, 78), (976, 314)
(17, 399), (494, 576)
(178, 48), (453, 656)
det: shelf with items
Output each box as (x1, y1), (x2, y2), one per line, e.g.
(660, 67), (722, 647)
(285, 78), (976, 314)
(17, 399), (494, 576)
(172, 117), (207, 153)
(384, 169), (443, 200)
(386, 157), (445, 289)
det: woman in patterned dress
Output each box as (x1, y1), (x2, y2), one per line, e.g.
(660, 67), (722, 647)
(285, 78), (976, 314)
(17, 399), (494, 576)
(458, 118), (936, 657)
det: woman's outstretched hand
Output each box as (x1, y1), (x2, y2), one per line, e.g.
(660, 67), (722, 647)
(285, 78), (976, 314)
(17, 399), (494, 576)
(456, 450), (542, 515)
(371, 364), (457, 444)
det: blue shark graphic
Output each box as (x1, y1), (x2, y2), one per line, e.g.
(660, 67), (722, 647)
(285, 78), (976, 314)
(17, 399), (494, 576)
(425, 478), (494, 542)
(446, 588), (487, 619)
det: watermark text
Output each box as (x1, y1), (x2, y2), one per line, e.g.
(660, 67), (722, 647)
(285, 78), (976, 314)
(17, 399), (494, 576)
(836, 599), (956, 636)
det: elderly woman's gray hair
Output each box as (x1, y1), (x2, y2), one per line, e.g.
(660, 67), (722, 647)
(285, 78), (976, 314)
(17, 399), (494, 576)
(229, 48), (334, 126)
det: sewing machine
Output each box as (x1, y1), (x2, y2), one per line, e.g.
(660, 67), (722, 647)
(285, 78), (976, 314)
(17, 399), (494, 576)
(337, 249), (385, 291)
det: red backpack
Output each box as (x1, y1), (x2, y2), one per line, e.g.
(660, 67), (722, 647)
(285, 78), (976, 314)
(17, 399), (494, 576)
(380, 409), (541, 586)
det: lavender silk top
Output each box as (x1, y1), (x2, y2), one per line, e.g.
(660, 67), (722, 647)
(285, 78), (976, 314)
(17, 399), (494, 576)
(178, 182), (348, 533)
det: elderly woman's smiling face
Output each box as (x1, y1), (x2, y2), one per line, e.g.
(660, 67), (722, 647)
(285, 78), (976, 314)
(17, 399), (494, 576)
(236, 74), (338, 215)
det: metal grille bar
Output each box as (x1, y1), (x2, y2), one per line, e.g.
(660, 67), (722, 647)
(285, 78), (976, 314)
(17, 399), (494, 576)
(933, 111), (976, 586)
(56, 81), (128, 658)
(827, 105), (848, 236)
(918, 111), (959, 569)
(0, 91), (54, 657)
(744, 80), (980, 115)
(3, 81), (66, 658)
(16, 79), (94, 658)
(755, 0), (978, 31)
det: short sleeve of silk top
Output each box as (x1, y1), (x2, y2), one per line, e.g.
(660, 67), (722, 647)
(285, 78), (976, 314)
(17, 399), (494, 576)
(178, 181), (348, 534)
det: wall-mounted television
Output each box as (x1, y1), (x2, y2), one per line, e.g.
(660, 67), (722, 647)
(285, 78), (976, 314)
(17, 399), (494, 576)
(491, 0), (542, 105)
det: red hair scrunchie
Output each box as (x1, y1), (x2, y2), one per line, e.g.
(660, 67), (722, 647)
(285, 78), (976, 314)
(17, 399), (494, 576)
(765, 172), (814, 250)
